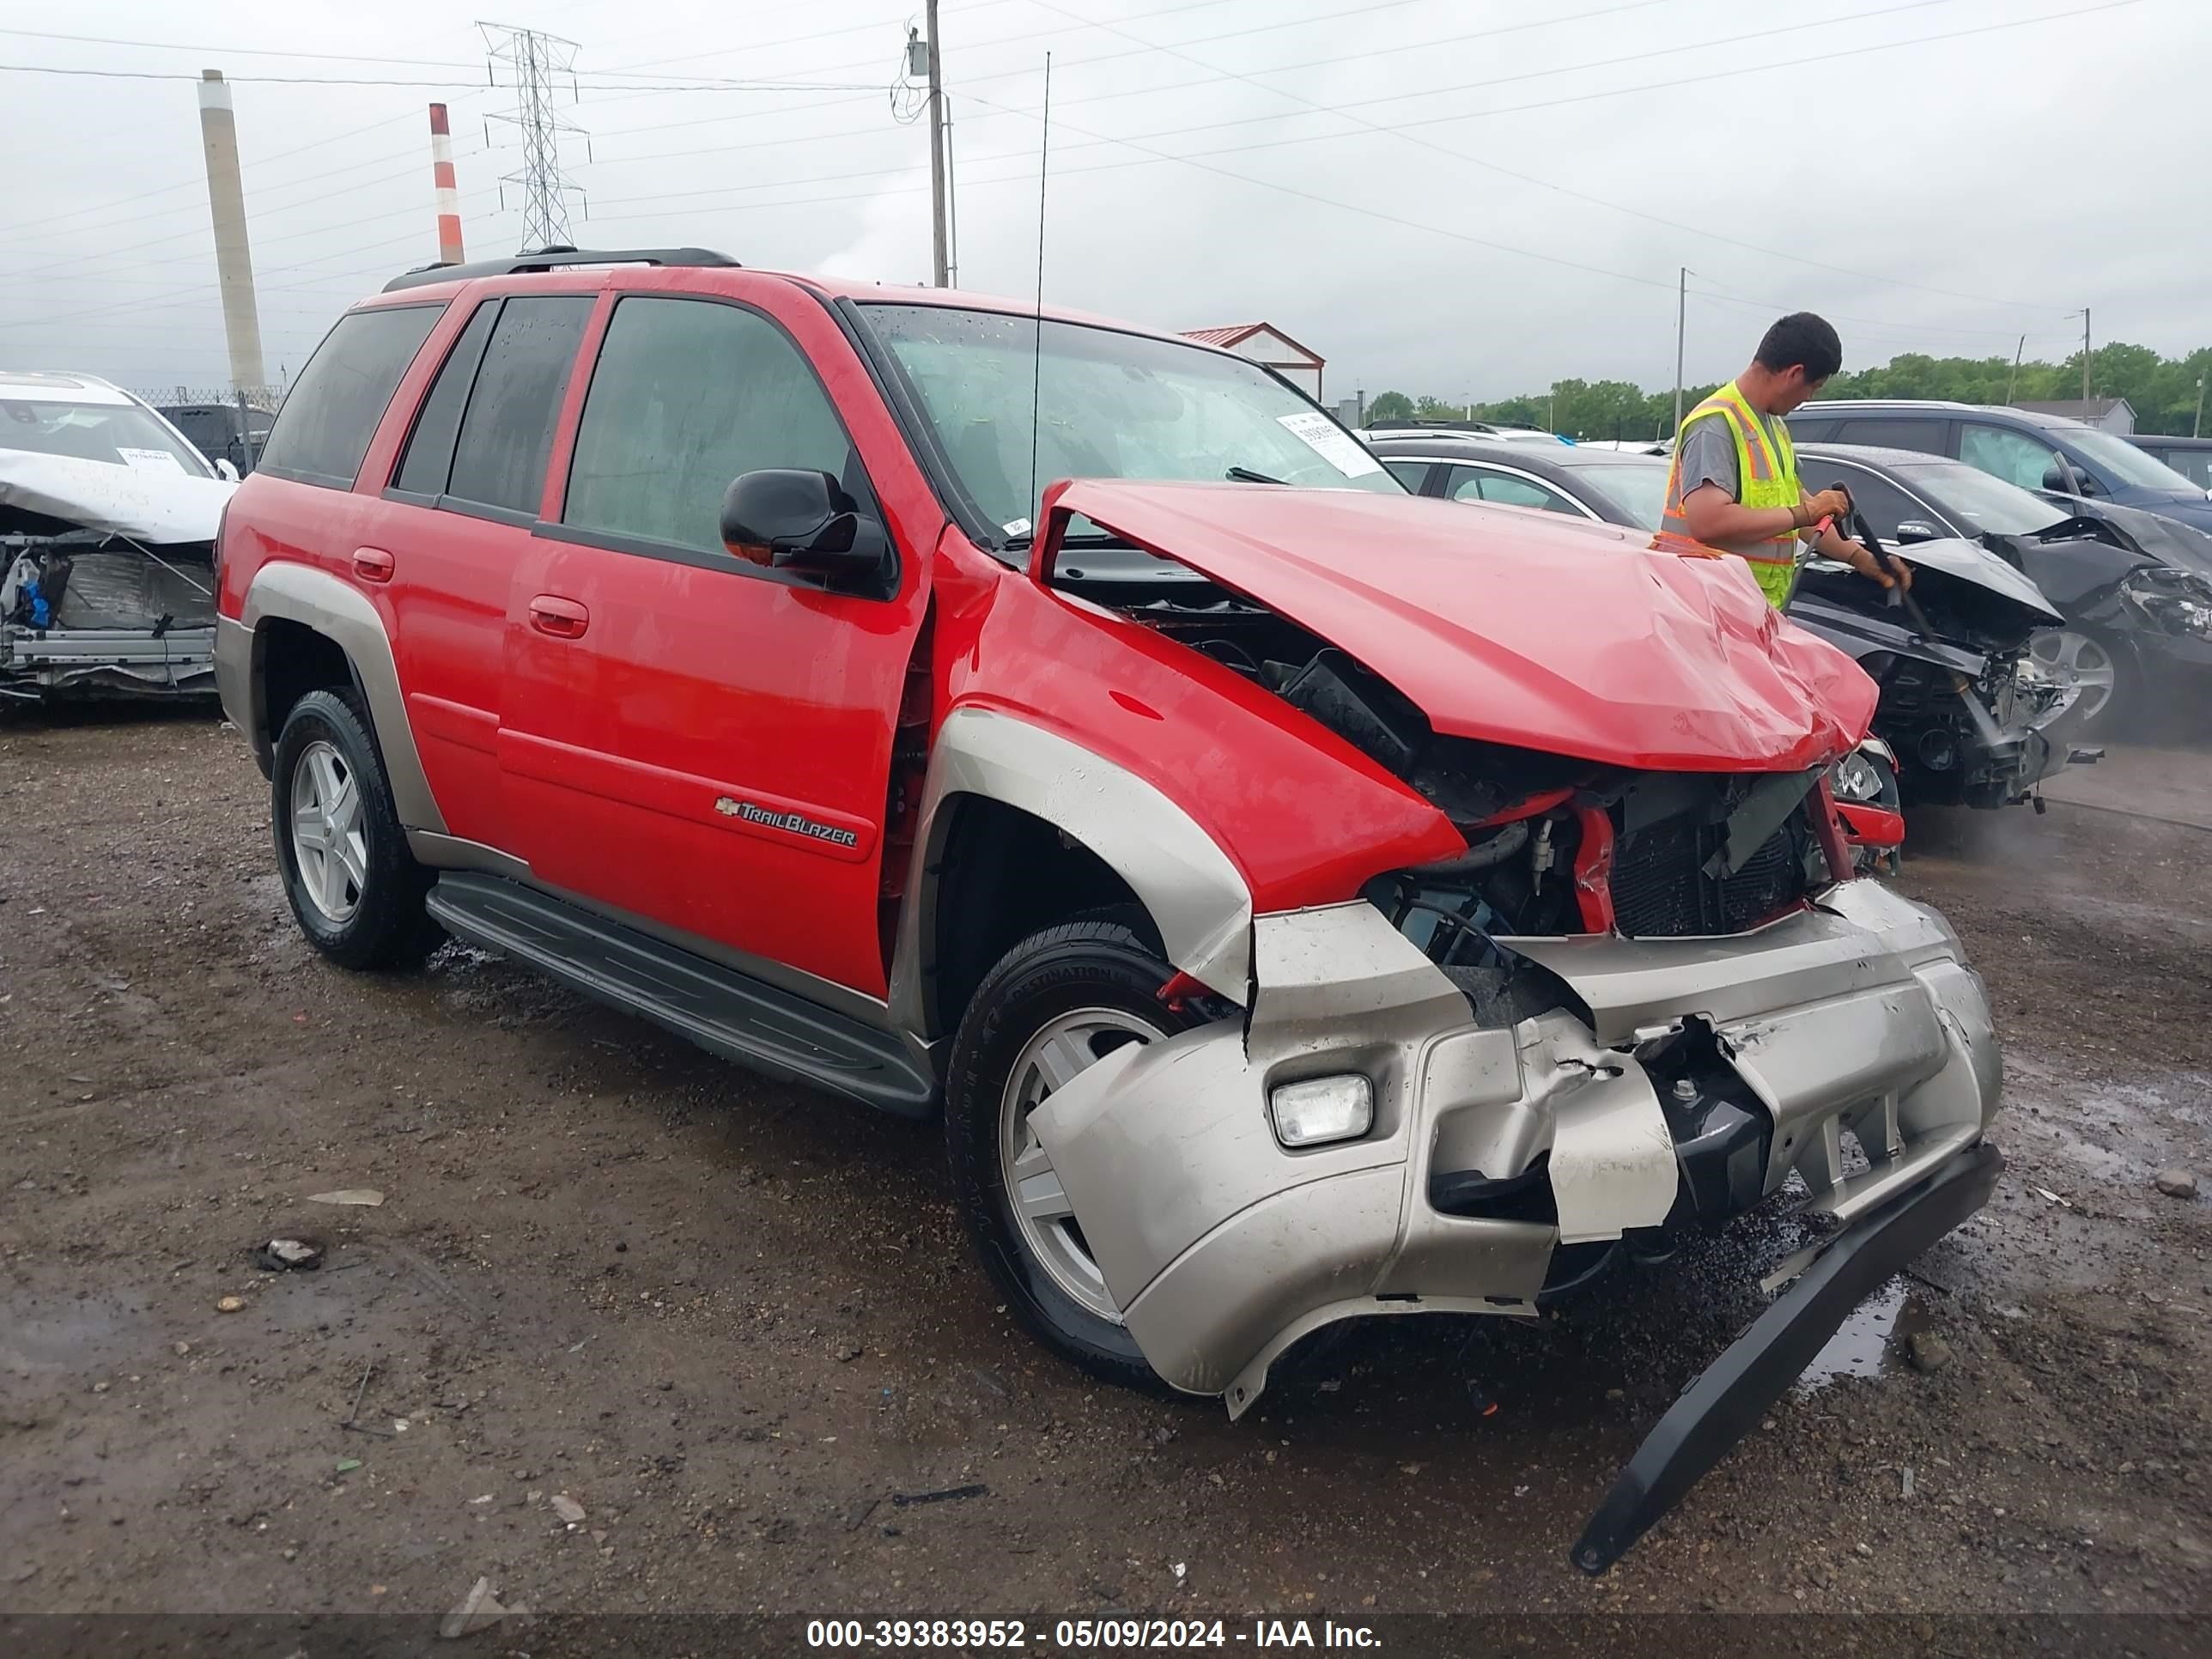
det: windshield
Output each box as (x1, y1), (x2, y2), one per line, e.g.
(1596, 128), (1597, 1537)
(0, 397), (212, 477)
(862, 304), (1401, 544)
(1564, 461), (1669, 531)
(1895, 461), (2068, 537)
(2063, 425), (2203, 494)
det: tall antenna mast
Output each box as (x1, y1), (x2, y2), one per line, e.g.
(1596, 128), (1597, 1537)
(479, 20), (587, 251)
(1026, 53), (1053, 527)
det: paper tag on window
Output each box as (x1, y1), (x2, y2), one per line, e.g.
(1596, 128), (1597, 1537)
(118, 447), (187, 476)
(1002, 517), (1033, 538)
(1276, 412), (1382, 478)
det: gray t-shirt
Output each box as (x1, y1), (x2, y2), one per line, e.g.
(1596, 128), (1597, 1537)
(1675, 400), (1802, 556)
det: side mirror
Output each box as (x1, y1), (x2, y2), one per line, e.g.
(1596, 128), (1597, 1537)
(1893, 519), (1941, 544)
(2042, 462), (2098, 496)
(720, 469), (888, 588)
(214, 458), (240, 483)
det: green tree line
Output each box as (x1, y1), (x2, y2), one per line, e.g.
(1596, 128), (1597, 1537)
(1364, 343), (2212, 441)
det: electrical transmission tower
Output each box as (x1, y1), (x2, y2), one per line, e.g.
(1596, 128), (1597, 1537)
(479, 21), (588, 251)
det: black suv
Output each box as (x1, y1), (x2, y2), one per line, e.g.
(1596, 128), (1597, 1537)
(1786, 400), (2212, 536)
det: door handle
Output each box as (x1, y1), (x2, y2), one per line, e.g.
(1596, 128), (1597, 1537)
(352, 546), (394, 583)
(528, 594), (590, 639)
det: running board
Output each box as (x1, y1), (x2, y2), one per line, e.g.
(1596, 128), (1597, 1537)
(426, 873), (936, 1118)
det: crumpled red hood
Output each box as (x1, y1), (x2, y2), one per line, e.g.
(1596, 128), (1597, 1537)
(1035, 480), (1875, 772)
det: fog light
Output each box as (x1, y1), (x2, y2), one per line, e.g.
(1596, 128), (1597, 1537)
(1269, 1074), (1374, 1148)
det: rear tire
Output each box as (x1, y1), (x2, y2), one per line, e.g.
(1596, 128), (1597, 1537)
(945, 912), (1202, 1390)
(271, 689), (441, 970)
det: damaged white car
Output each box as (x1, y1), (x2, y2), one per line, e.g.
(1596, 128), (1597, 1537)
(0, 371), (234, 700)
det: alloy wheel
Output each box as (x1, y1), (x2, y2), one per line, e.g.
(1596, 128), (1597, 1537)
(2028, 629), (2117, 725)
(998, 1006), (1166, 1322)
(289, 738), (368, 925)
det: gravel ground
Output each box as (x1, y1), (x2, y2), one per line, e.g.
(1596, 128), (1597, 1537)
(1, 709), (2208, 1630)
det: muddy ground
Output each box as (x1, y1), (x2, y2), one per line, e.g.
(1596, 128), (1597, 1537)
(2, 710), (2208, 1632)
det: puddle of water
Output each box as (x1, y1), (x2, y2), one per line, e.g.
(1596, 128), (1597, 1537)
(1793, 1274), (1931, 1396)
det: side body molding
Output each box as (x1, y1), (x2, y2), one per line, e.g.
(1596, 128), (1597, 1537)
(228, 561), (447, 835)
(889, 705), (1255, 1041)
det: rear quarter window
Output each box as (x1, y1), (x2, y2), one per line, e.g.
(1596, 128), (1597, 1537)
(258, 304), (443, 489)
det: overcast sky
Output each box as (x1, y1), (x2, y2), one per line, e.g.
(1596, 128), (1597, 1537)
(1, 0), (2197, 402)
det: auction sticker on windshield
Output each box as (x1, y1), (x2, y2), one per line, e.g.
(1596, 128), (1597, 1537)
(1277, 412), (1383, 478)
(118, 448), (187, 475)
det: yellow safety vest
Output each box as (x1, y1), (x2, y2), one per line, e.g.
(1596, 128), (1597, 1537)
(1662, 380), (1804, 607)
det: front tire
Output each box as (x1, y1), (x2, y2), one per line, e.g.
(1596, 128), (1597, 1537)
(945, 914), (1201, 1389)
(271, 689), (440, 970)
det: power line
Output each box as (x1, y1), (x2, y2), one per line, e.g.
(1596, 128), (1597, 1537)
(0, 62), (884, 92)
(1026, 0), (2058, 313)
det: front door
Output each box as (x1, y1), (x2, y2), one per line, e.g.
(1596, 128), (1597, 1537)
(500, 278), (933, 1001)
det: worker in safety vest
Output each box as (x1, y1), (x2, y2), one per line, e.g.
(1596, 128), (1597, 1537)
(1661, 312), (1911, 608)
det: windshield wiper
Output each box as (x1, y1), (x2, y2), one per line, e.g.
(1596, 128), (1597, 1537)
(1225, 465), (1285, 485)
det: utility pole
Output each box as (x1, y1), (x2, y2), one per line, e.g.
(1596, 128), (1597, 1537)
(926, 0), (949, 287)
(482, 21), (587, 252)
(2195, 374), (2205, 440)
(2006, 334), (2025, 405)
(2081, 307), (2092, 406)
(1673, 266), (1687, 437)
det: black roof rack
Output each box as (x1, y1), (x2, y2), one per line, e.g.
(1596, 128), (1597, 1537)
(382, 245), (740, 293)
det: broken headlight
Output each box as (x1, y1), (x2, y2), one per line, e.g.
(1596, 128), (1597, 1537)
(2123, 567), (2212, 638)
(1828, 748), (1887, 805)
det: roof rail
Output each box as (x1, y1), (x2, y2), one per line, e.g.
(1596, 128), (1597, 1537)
(382, 245), (740, 293)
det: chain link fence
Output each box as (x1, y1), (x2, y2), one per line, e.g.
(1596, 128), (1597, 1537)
(129, 385), (288, 474)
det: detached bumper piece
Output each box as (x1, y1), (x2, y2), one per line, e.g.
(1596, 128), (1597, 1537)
(1571, 1139), (2002, 1576)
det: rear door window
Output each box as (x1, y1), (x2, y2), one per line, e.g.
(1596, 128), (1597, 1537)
(392, 300), (501, 497)
(562, 295), (858, 557)
(258, 304), (443, 489)
(444, 295), (594, 516)
(1829, 417), (1946, 454)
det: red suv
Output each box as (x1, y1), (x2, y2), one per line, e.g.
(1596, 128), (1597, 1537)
(217, 249), (2003, 1571)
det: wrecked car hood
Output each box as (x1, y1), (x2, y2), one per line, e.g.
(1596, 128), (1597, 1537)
(1878, 535), (2062, 623)
(1035, 480), (1875, 772)
(0, 448), (233, 544)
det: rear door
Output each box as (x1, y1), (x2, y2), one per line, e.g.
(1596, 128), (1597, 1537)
(374, 290), (596, 850)
(499, 276), (935, 1000)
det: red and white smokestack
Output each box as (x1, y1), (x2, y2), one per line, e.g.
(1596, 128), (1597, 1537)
(428, 103), (465, 266)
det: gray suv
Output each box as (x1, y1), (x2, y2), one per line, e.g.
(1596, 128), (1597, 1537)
(1786, 399), (2212, 536)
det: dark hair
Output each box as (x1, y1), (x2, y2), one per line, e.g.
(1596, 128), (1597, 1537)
(1754, 312), (1842, 381)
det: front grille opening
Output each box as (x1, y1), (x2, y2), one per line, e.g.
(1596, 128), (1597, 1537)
(1609, 806), (1814, 939)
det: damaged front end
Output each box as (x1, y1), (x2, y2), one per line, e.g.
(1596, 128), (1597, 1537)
(1, 453), (227, 700)
(1019, 480), (2004, 1571)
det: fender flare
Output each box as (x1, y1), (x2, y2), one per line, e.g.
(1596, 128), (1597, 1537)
(887, 706), (1253, 1043)
(234, 562), (447, 834)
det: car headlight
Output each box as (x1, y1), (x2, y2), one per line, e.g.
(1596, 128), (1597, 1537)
(1829, 749), (1885, 804)
(1268, 1074), (1374, 1148)
(2123, 567), (2212, 638)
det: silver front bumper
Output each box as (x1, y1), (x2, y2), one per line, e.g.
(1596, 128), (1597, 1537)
(1031, 879), (2001, 1413)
